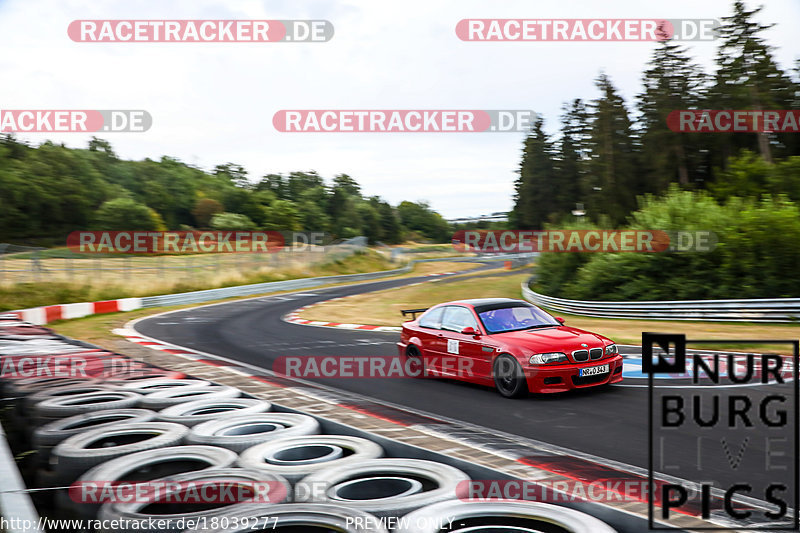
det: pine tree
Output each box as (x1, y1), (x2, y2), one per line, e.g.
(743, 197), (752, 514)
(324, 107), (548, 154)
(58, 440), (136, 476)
(585, 74), (640, 225)
(553, 99), (589, 219)
(511, 117), (556, 229)
(638, 41), (707, 189)
(707, 0), (796, 164)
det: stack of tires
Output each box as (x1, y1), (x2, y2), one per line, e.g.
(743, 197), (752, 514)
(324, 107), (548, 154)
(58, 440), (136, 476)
(1, 317), (616, 532)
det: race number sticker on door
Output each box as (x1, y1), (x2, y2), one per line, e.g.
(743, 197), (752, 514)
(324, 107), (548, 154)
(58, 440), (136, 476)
(447, 339), (460, 354)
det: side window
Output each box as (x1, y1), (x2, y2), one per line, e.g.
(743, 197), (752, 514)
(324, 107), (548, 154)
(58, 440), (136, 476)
(441, 306), (478, 332)
(419, 307), (444, 329)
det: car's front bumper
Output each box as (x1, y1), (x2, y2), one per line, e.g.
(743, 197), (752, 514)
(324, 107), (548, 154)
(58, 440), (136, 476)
(396, 341), (408, 356)
(524, 354), (624, 393)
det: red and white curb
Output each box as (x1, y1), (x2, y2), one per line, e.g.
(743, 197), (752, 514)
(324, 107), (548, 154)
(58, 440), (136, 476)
(9, 272), (460, 327)
(11, 298), (142, 326)
(113, 327), (207, 358)
(279, 272), (459, 332)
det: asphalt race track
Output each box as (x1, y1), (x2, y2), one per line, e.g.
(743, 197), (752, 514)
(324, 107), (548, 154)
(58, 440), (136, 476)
(135, 266), (796, 514)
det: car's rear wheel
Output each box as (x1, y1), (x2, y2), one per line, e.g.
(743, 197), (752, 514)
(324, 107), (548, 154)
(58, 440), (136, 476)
(405, 344), (426, 378)
(493, 354), (528, 398)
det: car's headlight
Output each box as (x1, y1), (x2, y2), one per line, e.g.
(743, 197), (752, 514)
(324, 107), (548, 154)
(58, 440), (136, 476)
(605, 344), (618, 355)
(529, 352), (568, 365)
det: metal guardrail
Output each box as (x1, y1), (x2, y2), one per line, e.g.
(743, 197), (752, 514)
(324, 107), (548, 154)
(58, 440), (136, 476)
(141, 265), (413, 307)
(141, 253), (537, 309)
(521, 276), (800, 323)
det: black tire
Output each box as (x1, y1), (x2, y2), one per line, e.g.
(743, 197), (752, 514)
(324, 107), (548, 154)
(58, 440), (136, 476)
(295, 458), (471, 517)
(61, 445), (238, 519)
(46, 422), (188, 484)
(11, 380), (104, 438)
(187, 413), (320, 452)
(493, 354), (528, 399)
(25, 383), (118, 411)
(156, 398), (270, 427)
(32, 408), (157, 465)
(33, 391), (142, 421)
(405, 344), (427, 378)
(139, 385), (240, 410)
(181, 504), (390, 533)
(237, 435), (383, 483)
(9, 377), (98, 397)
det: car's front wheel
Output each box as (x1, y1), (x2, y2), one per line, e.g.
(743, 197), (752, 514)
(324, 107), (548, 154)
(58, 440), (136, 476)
(493, 355), (528, 399)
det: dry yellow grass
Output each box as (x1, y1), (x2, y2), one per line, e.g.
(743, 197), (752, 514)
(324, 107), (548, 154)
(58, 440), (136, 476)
(1, 249), (335, 286)
(302, 270), (526, 326)
(49, 260), (480, 345)
(300, 272), (800, 353)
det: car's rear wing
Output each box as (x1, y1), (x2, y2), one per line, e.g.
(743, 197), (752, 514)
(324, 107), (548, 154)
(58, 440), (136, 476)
(400, 308), (428, 320)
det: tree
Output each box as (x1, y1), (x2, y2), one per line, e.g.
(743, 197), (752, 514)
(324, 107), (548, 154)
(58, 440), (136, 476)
(397, 201), (450, 242)
(637, 41), (707, 188)
(376, 200), (402, 243)
(191, 198), (224, 228)
(214, 163), (251, 189)
(256, 174), (288, 199)
(511, 117), (556, 228)
(707, 1), (797, 164)
(287, 171), (325, 202)
(88, 137), (117, 158)
(262, 200), (301, 231)
(553, 100), (589, 219)
(356, 201), (381, 243)
(94, 197), (162, 231)
(332, 174), (361, 196)
(584, 73), (641, 224)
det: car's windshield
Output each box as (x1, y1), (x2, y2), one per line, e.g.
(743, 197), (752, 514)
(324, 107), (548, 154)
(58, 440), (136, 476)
(478, 305), (559, 334)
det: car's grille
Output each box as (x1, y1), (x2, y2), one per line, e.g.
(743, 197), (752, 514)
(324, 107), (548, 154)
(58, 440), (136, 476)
(590, 348), (603, 360)
(572, 349), (589, 362)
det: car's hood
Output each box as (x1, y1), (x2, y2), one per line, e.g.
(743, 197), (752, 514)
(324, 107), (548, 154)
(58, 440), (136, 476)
(491, 325), (611, 353)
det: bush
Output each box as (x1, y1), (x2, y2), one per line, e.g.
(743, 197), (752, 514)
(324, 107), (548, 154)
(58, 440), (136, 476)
(93, 198), (163, 231)
(210, 212), (256, 230)
(535, 185), (800, 300)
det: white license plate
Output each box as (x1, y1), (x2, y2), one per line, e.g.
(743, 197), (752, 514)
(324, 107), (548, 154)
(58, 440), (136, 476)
(580, 364), (609, 377)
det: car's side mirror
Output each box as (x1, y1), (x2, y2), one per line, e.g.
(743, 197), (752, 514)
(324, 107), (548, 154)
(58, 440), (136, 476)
(555, 317), (565, 324)
(461, 326), (480, 337)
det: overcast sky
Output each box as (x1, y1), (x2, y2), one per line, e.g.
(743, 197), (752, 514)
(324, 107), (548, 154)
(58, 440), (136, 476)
(1, 0), (798, 218)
